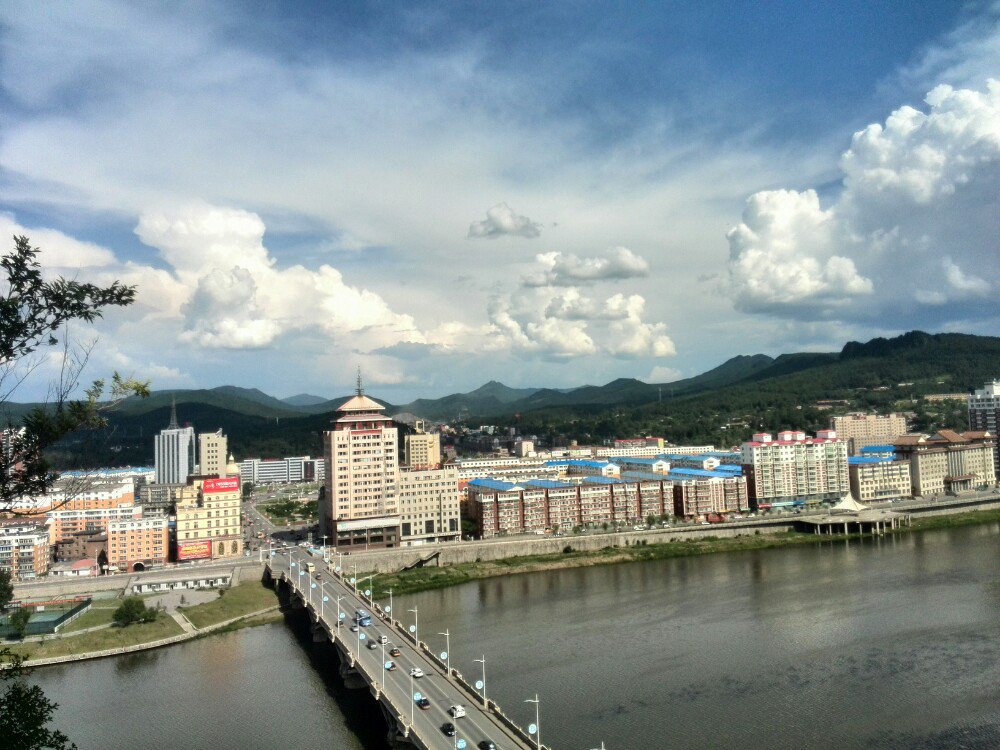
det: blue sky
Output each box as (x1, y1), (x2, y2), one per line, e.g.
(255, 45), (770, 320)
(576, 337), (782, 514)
(1, 1), (998, 403)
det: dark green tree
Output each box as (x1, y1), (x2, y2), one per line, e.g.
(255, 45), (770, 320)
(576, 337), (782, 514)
(113, 597), (157, 627)
(0, 569), (12, 610)
(0, 648), (75, 750)
(9, 607), (31, 639)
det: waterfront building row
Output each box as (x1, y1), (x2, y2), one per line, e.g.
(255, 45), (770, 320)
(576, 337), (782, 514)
(468, 472), (748, 538)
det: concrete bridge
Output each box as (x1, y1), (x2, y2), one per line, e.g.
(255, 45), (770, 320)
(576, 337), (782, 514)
(266, 548), (546, 750)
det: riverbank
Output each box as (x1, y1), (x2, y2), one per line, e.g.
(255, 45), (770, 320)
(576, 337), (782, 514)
(2, 581), (280, 667)
(369, 506), (1000, 598)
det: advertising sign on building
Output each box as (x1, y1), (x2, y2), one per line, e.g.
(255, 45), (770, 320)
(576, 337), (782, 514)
(203, 477), (240, 494)
(176, 539), (212, 561)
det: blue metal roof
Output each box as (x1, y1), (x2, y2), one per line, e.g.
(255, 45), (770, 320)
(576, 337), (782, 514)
(859, 445), (896, 453)
(848, 456), (893, 465)
(545, 459), (615, 469)
(582, 476), (624, 485)
(468, 478), (521, 491)
(667, 468), (738, 480)
(616, 457), (667, 465)
(620, 470), (672, 482)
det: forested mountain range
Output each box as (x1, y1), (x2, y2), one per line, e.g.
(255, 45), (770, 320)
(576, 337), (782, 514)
(15, 330), (997, 468)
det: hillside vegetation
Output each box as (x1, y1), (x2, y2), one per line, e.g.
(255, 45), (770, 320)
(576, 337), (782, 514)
(24, 330), (999, 468)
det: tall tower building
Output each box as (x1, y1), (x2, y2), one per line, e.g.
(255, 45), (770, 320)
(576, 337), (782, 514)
(320, 372), (401, 549)
(198, 429), (228, 477)
(154, 397), (195, 484)
(968, 380), (1000, 476)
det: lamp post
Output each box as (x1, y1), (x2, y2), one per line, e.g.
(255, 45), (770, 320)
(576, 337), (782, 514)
(321, 593), (329, 619)
(438, 629), (451, 677)
(409, 671), (414, 726)
(359, 573), (376, 602)
(474, 655), (487, 708)
(381, 637), (387, 689)
(408, 606), (419, 644)
(385, 587), (393, 623)
(351, 563), (358, 591)
(336, 595), (345, 637)
(525, 694), (541, 750)
(321, 535), (328, 562)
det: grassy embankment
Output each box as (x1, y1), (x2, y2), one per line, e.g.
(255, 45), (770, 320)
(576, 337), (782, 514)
(180, 580), (280, 629)
(371, 508), (1000, 599)
(7, 617), (184, 661)
(1, 583), (281, 663)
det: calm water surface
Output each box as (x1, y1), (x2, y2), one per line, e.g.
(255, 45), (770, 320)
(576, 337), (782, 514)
(34, 523), (1000, 749)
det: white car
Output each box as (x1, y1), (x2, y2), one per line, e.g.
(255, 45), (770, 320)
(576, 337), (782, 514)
(377, 635), (389, 644)
(448, 705), (466, 718)
(409, 667), (424, 678)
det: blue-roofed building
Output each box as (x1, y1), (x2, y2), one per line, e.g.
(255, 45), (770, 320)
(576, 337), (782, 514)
(847, 454), (912, 502)
(544, 459), (621, 479)
(615, 456), (670, 474)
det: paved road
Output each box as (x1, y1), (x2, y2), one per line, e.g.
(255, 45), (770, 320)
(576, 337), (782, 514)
(272, 548), (536, 750)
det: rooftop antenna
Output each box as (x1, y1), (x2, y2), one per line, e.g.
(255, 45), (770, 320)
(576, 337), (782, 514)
(168, 394), (179, 429)
(356, 366), (364, 397)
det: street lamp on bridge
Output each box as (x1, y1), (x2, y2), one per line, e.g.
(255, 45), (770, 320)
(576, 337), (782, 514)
(438, 629), (451, 678)
(407, 606), (419, 644)
(474, 655), (487, 708)
(525, 694), (542, 750)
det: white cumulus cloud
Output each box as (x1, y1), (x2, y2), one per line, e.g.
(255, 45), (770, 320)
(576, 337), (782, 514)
(522, 247), (651, 287)
(727, 79), (1000, 323)
(468, 202), (542, 239)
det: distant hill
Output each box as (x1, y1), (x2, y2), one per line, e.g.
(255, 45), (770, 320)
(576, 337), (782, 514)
(282, 393), (330, 407)
(17, 329), (999, 468)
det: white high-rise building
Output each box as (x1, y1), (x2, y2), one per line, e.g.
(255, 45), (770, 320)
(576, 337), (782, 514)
(741, 430), (849, 509)
(320, 374), (401, 550)
(154, 398), (195, 484)
(968, 380), (1000, 477)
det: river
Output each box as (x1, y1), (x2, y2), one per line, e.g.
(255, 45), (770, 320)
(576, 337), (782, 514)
(33, 522), (1000, 749)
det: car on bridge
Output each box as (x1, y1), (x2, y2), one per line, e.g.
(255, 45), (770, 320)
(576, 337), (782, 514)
(441, 722), (456, 737)
(409, 667), (425, 678)
(366, 641), (378, 650)
(416, 696), (431, 710)
(448, 705), (466, 718)
(389, 647), (401, 657)
(478, 741), (497, 750)
(385, 661), (397, 671)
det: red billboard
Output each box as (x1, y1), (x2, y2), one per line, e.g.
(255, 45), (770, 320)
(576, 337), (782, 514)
(203, 477), (240, 494)
(176, 540), (212, 561)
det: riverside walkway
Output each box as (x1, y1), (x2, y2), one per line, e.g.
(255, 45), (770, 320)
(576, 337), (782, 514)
(266, 548), (545, 750)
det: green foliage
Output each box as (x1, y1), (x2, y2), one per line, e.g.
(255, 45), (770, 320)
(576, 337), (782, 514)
(9, 607), (31, 639)
(0, 569), (12, 611)
(0, 236), (148, 510)
(0, 647), (75, 749)
(112, 597), (158, 627)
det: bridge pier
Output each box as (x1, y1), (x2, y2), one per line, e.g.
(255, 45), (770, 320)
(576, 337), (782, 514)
(379, 703), (415, 748)
(311, 623), (328, 644)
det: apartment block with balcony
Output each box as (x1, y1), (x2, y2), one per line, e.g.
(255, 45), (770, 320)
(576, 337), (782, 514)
(830, 412), (908, 455)
(0, 521), (50, 580)
(741, 430), (849, 509)
(968, 380), (1000, 477)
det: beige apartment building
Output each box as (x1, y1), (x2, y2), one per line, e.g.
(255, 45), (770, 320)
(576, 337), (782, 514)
(847, 457), (913, 502)
(894, 430), (997, 496)
(0, 521), (50, 580)
(830, 412), (908, 454)
(107, 516), (169, 572)
(741, 430), (849, 507)
(174, 477), (243, 561)
(320, 380), (401, 550)
(398, 466), (461, 545)
(404, 431), (441, 470)
(198, 429), (228, 477)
